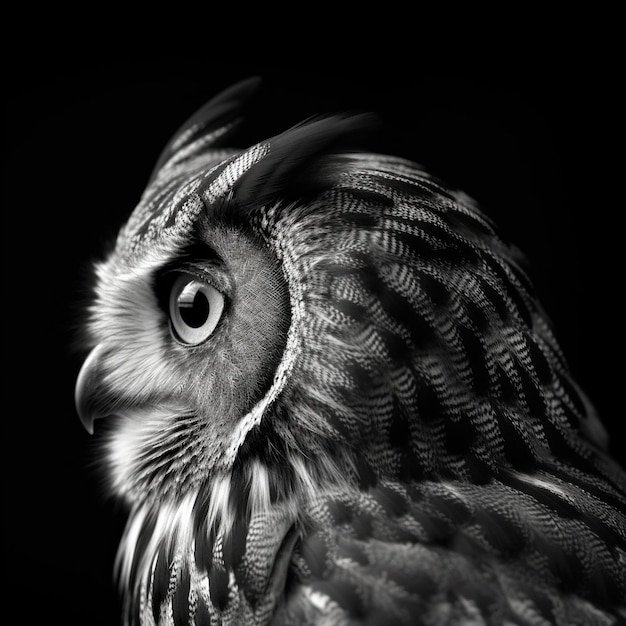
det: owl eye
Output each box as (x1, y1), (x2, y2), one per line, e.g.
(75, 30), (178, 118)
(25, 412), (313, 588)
(168, 274), (225, 345)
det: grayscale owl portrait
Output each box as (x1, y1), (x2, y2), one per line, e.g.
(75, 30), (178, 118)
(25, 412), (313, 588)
(74, 77), (626, 625)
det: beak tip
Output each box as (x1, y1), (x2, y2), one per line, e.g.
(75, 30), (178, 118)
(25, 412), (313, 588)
(80, 412), (95, 436)
(75, 381), (96, 435)
(75, 344), (105, 436)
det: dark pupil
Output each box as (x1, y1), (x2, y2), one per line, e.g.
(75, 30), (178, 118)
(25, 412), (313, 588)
(179, 286), (209, 328)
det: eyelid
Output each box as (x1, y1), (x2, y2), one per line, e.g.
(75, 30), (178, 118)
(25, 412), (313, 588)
(174, 263), (231, 297)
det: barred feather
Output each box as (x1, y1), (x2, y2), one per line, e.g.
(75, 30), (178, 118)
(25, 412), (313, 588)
(75, 79), (626, 626)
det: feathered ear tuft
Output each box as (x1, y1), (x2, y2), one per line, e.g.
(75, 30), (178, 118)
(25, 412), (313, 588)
(149, 76), (262, 182)
(231, 112), (381, 210)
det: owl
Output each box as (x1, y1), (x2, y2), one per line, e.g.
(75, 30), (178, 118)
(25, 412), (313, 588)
(75, 77), (626, 625)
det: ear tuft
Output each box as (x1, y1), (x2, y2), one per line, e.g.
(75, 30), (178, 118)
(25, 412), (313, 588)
(231, 112), (381, 210)
(149, 76), (262, 181)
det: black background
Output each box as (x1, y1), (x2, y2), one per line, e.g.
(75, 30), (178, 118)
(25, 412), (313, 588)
(4, 51), (621, 624)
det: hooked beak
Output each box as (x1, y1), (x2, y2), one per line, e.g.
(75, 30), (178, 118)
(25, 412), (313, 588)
(75, 344), (109, 435)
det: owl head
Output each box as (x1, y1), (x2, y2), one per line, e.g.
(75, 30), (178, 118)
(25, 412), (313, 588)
(75, 78), (623, 625)
(75, 77), (387, 504)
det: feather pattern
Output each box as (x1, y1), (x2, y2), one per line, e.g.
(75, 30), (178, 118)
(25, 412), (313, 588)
(75, 80), (626, 625)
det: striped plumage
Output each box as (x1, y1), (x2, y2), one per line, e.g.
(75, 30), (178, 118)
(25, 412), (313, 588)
(75, 78), (626, 625)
